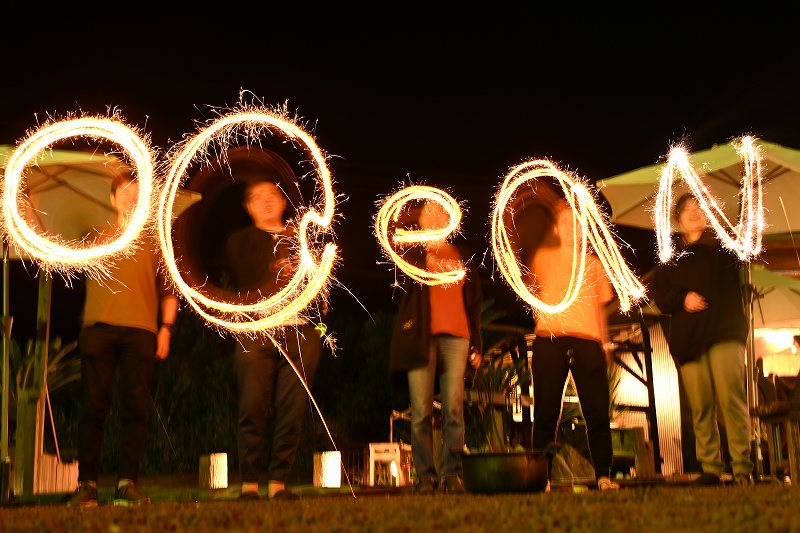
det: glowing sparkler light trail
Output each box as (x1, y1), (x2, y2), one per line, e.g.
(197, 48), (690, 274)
(491, 159), (646, 315)
(158, 106), (337, 334)
(157, 103), (347, 495)
(1, 116), (154, 277)
(375, 185), (466, 285)
(654, 135), (764, 263)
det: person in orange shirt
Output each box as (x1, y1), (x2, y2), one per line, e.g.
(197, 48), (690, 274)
(388, 200), (483, 494)
(528, 199), (618, 490)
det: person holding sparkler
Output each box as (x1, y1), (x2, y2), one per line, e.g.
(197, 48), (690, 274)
(653, 192), (753, 486)
(69, 172), (179, 507)
(527, 198), (619, 491)
(388, 199), (483, 494)
(226, 179), (323, 501)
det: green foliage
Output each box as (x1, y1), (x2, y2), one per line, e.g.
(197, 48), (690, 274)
(465, 337), (531, 453)
(43, 312), (237, 475)
(9, 336), (81, 452)
(305, 309), (403, 448)
(10, 336), (80, 399)
(38, 306), (407, 480)
(142, 312), (238, 473)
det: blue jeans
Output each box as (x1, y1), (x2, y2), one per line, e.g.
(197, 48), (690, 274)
(408, 334), (469, 482)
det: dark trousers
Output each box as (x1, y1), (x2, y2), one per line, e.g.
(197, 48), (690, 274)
(235, 324), (322, 483)
(77, 324), (157, 482)
(531, 336), (613, 479)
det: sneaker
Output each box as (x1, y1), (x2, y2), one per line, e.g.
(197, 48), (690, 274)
(597, 476), (620, 490)
(693, 472), (721, 486)
(113, 481), (151, 506)
(734, 473), (754, 487)
(414, 478), (437, 495)
(442, 475), (467, 494)
(238, 491), (260, 500)
(68, 481), (98, 508)
(270, 489), (300, 501)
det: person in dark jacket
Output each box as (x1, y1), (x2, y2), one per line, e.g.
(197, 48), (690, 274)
(226, 179), (323, 500)
(653, 192), (753, 486)
(388, 200), (483, 494)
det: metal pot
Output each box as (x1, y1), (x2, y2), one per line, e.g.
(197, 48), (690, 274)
(462, 451), (549, 493)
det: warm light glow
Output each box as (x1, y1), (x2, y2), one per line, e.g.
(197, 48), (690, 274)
(491, 159), (646, 314)
(368, 442), (409, 487)
(760, 328), (796, 353)
(654, 136), (764, 263)
(761, 355), (800, 377)
(375, 185), (466, 285)
(754, 328), (799, 359)
(753, 328), (800, 377)
(512, 384), (523, 422)
(611, 324), (683, 476)
(1, 115), (154, 277)
(158, 105), (337, 333)
(206, 453), (228, 489)
(315, 451), (342, 488)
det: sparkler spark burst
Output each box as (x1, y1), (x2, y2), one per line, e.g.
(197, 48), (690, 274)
(491, 159), (646, 314)
(1, 115), (155, 278)
(374, 185), (466, 285)
(158, 104), (338, 334)
(654, 135), (764, 263)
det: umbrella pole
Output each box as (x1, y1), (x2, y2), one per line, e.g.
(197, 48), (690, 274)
(1, 242), (11, 504)
(743, 262), (764, 480)
(2, 242), (10, 460)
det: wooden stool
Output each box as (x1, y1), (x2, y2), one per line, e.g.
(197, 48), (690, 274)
(367, 442), (412, 487)
(756, 401), (800, 483)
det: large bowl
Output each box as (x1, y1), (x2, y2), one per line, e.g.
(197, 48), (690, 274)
(462, 451), (549, 493)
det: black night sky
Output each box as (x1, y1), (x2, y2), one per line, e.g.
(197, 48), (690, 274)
(3, 15), (800, 343)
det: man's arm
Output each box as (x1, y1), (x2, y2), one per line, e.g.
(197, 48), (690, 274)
(156, 295), (179, 360)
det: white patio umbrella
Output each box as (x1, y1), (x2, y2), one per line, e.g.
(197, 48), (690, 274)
(0, 145), (201, 257)
(749, 263), (800, 330)
(597, 139), (800, 236)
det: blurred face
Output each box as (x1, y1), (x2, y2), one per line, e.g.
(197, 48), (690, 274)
(418, 201), (449, 231)
(677, 198), (708, 235)
(111, 179), (139, 217)
(245, 181), (287, 227)
(554, 204), (576, 245)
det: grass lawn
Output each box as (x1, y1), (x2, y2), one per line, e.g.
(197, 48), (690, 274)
(1, 475), (798, 532)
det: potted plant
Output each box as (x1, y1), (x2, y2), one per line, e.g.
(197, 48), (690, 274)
(462, 333), (550, 493)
